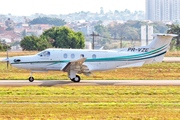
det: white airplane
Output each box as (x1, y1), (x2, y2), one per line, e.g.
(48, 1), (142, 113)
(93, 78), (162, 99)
(3, 33), (177, 82)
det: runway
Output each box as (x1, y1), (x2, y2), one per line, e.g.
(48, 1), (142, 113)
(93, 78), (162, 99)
(0, 80), (180, 87)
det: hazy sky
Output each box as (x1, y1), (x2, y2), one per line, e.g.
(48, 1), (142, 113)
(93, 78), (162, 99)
(0, 0), (145, 16)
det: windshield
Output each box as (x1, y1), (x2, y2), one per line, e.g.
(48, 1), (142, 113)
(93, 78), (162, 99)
(37, 51), (50, 57)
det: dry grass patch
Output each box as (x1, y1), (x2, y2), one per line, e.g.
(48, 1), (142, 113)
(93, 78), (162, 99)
(0, 103), (180, 119)
(0, 86), (180, 119)
(0, 51), (39, 57)
(165, 51), (180, 57)
(1, 62), (180, 80)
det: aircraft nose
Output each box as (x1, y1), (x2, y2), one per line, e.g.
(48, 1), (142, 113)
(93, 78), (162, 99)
(2, 58), (9, 62)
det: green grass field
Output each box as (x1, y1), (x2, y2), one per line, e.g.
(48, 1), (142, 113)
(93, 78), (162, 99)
(1, 62), (180, 80)
(0, 86), (180, 119)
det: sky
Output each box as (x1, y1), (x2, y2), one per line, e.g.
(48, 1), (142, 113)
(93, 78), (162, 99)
(0, 0), (145, 16)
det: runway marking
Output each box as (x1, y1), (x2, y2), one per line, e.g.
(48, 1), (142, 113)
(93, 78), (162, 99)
(0, 80), (180, 86)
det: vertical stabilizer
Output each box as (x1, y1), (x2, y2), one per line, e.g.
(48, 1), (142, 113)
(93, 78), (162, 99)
(147, 33), (177, 63)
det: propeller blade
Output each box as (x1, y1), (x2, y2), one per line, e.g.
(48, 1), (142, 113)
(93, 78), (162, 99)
(7, 50), (8, 59)
(7, 50), (9, 73)
(7, 61), (9, 73)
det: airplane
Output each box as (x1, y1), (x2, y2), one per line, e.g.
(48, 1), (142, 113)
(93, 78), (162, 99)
(2, 33), (177, 82)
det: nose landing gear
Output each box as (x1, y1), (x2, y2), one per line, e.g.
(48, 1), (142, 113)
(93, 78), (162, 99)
(29, 72), (34, 82)
(29, 77), (34, 82)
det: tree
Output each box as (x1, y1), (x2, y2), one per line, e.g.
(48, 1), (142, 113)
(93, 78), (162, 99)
(20, 35), (52, 51)
(10, 41), (20, 46)
(41, 26), (85, 49)
(0, 42), (11, 51)
(108, 22), (140, 40)
(30, 17), (66, 26)
(94, 24), (111, 45)
(167, 24), (180, 48)
(149, 21), (168, 33)
(0, 44), (3, 51)
(97, 20), (103, 25)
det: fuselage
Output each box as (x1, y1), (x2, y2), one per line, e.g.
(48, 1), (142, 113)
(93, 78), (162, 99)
(9, 46), (165, 72)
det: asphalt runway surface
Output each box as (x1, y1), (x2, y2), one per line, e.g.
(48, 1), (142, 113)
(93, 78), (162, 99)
(0, 80), (180, 87)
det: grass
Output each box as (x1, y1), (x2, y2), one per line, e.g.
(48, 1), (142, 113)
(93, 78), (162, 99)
(1, 62), (180, 80)
(0, 51), (39, 57)
(0, 86), (180, 119)
(165, 51), (180, 57)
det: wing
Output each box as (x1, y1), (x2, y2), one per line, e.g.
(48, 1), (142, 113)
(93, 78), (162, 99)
(62, 58), (91, 75)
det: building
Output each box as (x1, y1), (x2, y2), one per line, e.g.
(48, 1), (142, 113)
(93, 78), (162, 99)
(145, 0), (180, 22)
(145, 0), (155, 21)
(79, 26), (95, 36)
(155, 0), (162, 21)
(162, 0), (172, 21)
(5, 18), (15, 28)
(171, 0), (180, 21)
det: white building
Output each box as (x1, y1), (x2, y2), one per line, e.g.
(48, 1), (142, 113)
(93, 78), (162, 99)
(145, 0), (180, 21)
(171, 0), (180, 21)
(162, 0), (171, 21)
(145, 0), (155, 21)
(155, 0), (162, 21)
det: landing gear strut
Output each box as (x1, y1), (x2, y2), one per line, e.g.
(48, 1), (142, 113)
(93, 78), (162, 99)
(71, 75), (81, 82)
(29, 72), (34, 82)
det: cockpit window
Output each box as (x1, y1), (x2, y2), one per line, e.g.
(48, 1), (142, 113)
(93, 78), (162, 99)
(38, 51), (50, 57)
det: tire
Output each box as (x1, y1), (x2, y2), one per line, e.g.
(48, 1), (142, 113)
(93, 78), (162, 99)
(73, 75), (81, 82)
(71, 78), (74, 82)
(29, 77), (34, 82)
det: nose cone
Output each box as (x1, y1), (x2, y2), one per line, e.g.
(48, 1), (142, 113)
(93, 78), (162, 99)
(2, 58), (9, 62)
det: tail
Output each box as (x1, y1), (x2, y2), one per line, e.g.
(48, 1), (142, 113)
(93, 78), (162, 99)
(147, 33), (177, 63)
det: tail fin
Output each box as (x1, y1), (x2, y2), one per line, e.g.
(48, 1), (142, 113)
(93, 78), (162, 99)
(148, 33), (177, 63)
(148, 34), (177, 50)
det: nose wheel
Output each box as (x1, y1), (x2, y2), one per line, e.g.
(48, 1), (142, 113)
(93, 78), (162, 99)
(29, 72), (34, 82)
(29, 77), (34, 82)
(71, 75), (81, 82)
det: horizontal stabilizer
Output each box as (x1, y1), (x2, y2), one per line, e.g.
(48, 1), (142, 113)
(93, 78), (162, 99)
(116, 61), (145, 69)
(152, 33), (178, 37)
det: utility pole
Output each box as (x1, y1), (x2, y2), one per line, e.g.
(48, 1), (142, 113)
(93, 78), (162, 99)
(120, 36), (126, 48)
(90, 32), (99, 50)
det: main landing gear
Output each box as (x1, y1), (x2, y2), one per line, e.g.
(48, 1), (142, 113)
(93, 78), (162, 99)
(29, 72), (34, 82)
(28, 71), (81, 83)
(70, 75), (81, 82)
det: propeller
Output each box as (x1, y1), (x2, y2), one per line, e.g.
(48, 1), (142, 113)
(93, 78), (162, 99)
(7, 50), (9, 73)
(2, 50), (9, 73)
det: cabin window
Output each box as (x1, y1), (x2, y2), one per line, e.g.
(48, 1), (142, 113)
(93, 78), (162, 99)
(92, 54), (96, 59)
(64, 53), (68, 59)
(14, 59), (21, 63)
(71, 54), (75, 59)
(80, 54), (84, 58)
(38, 51), (50, 57)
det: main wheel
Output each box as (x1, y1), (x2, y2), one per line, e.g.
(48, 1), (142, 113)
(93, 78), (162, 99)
(71, 78), (74, 82)
(29, 77), (34, 82)
(72, 75), (81, 82)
